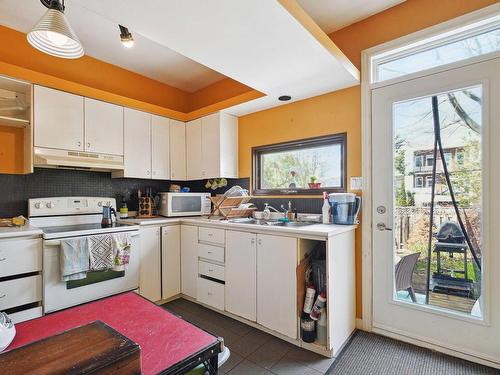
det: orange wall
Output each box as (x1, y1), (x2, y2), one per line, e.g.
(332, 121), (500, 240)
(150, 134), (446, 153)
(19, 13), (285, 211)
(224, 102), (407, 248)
(239, 0), (497, 319)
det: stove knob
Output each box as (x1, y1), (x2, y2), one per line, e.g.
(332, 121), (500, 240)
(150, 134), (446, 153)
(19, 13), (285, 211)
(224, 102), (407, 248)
(46, 202), (53, 209)
(34, 202), (41, 209)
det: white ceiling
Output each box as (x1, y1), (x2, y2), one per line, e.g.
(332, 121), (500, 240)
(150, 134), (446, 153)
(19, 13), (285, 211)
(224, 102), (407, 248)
(0, 1), (404, 114)
(70, 0), (361, 116)
(0, 0), (225, 92)
(297, 0), (406, 34)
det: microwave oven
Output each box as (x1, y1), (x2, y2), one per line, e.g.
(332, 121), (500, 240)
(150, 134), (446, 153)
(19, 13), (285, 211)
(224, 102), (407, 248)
(159, 192), (212, 217)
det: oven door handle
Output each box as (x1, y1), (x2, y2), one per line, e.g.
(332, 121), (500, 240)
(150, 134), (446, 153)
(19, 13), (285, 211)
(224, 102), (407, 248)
(44, 232), (140, 247)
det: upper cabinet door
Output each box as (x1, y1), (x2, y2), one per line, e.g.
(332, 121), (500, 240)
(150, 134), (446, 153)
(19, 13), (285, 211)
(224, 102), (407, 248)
(34, 85), (84, 151)
(123, 108), (151, 179)
(151, 115), (170, 180)
(186, 119), (202, 180)
(170, 119), (186, 180)
(201, 113), (220, 179)
(84, 98), (123, 155)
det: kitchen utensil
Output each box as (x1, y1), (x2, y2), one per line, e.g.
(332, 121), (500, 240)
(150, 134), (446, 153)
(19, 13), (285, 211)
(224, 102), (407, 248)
(101, 206), (116, 227)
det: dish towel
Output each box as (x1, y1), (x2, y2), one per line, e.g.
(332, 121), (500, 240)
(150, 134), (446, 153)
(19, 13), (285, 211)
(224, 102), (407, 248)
(88, 234), (114, 271)
(112, 233), (132, 271)
(60, 238), (89, 281)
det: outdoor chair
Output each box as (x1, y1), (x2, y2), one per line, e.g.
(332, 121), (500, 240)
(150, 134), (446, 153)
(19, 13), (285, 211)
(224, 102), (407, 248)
(395, 252), (420, 303)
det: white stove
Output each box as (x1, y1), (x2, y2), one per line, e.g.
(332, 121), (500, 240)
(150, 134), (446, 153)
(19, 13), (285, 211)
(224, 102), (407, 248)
(28, 197), (140, 313)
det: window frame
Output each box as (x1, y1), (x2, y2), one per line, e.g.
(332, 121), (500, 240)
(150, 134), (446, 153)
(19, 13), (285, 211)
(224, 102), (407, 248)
(414, 176), (424, 188)
(252, 133), (347, 196)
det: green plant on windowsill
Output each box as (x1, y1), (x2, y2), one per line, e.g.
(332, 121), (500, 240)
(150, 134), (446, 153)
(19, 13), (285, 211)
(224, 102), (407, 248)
(308, 176), (321, 189)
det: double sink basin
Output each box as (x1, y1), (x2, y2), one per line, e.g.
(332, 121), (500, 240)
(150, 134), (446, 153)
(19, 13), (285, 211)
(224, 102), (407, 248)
(228, 217), (316, 227)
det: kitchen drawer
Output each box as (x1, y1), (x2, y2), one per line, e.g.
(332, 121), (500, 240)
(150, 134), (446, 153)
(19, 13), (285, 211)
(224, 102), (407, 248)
(199, 260), (225, 281)
(0, 238), (42, 278)
(9, 306), (43, 324)
(0, 275), (42, 310)
(198, 243), (224, 263)
(199, 227), (225, 246)
(197, 277), (224, 310)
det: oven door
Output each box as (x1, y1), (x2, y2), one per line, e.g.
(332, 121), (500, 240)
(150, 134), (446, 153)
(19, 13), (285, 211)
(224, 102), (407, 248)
(43, 231), (140, 313)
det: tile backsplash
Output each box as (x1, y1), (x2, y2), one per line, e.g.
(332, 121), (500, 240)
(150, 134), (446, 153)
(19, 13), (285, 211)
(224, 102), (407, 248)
(0, 168), (249, 217)
(0, 168), (325, 217)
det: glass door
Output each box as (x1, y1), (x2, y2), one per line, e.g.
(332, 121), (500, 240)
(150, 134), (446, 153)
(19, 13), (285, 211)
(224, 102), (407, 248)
(371, 57), (500, 365)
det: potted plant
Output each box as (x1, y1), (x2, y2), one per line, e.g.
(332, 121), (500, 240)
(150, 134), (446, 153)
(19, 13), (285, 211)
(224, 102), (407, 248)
(308, 176), (321, 189)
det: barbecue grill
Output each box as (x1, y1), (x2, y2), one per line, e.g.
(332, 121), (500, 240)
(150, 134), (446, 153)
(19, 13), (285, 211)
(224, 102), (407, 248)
(432, 221), (473, 297)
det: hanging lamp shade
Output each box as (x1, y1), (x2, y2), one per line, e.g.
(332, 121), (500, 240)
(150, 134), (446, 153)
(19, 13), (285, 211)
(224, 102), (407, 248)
(27, 2), (84, 59)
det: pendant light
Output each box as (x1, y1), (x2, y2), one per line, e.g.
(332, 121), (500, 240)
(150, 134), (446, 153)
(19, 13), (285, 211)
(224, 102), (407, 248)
(27, 0), (84, 59)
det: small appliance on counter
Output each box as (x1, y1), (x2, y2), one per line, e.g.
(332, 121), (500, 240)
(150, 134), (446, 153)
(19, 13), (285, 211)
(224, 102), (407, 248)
(328, 193), (361, 225)
(101, 205), (116, 227)
(159, 192), (211, 217)
(0, 312), (15, 352)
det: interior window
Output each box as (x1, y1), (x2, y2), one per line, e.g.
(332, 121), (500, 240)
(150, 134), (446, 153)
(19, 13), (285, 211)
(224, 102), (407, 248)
(252, 133), (346, 195)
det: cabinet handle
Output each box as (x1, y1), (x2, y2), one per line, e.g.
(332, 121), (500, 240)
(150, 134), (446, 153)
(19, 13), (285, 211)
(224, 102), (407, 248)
(208, 292), (212, 296)
(0, 257), (6, 262)
(87, 142), (91, 148)
(0, 294), (5, 299)
(258, 239), (262, 245)
(208, 269), (214, 272)
(77, 141), (81, 147)
(207, 251), (212, 254)
(251, 238), (255, 245)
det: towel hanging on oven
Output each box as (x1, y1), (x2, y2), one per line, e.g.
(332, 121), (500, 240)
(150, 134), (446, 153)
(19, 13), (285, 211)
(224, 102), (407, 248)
(112, 233), (131, 271)
(60, 238), (90, 281)
(88, 234), (114, 271)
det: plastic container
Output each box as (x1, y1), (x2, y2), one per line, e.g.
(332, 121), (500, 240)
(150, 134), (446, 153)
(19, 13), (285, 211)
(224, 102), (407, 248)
(328, 193), (361, 225)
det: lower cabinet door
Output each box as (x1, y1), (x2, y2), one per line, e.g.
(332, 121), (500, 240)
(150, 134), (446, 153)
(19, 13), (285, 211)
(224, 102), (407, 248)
(257, 234), (298, 339)
(162, 225), (181, 300)
(197, 277), (225, 310)
(181, 225), (199, 298)
(139, 226), (161, 302)
(225, 230), (257, 321)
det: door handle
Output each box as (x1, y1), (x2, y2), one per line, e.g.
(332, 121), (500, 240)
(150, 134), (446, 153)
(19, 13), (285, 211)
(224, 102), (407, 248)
(377, 222), (392, 231)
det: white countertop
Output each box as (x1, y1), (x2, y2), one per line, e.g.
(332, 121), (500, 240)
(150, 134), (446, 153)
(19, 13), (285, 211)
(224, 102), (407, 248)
(0, 225), (43, 239)
(118, 216), (356, 240)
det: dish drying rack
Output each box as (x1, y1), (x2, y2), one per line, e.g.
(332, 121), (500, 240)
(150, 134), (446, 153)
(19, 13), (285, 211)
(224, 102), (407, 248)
(209, 195), (256, 219)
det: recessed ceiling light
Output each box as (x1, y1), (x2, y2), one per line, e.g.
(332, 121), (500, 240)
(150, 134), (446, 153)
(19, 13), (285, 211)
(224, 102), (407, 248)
(27, 0), (84, 59)
(119, 25), (134, 48)
(278, 95), (292, 101)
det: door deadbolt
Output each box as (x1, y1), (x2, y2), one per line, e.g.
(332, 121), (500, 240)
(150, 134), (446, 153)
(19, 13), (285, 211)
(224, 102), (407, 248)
(376, 205), (386, 214)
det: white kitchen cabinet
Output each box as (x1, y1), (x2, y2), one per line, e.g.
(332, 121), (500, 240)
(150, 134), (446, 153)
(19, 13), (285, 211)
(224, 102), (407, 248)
(151, 115), (170, 180)
(162, 225), (181, 300)
(119, 108), (151, 179)
(34, 85), (84, 151)
(139, 226), (161, 302)
(181, 225), (199, 298)
(225, 231), (257, 321)
(257, 234), (298, 339)
(170, 119), (186, 180)
(84, 98), (123, 155)
(185, 112), (238, 179)
(186, 118), (202, 180)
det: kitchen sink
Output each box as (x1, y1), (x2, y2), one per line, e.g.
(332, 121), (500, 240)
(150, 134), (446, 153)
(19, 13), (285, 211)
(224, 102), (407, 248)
(228, 218), (315, 227)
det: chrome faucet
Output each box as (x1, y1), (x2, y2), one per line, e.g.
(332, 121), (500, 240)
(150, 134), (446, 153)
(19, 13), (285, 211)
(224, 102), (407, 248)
(263, 203), (287, 219)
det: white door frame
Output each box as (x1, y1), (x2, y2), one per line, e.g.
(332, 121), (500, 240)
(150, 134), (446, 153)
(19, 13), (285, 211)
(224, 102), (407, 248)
(360, 1), (500, 356)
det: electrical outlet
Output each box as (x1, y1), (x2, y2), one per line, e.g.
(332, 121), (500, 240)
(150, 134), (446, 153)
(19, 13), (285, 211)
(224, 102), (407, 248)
(350, 177), (363, 191)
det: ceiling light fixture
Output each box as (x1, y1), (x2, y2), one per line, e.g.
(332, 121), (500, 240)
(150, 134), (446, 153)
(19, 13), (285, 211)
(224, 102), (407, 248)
(27, 0), (84, 59)
(278, 95), (292, 101)
(119, 25), (134, 48)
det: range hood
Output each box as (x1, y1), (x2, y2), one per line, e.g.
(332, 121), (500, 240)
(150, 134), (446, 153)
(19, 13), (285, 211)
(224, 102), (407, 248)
(33, 147), (124, 172)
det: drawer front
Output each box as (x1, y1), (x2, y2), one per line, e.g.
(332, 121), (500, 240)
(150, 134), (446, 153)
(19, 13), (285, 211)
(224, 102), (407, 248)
(0, 275), (42, 310)
(197, 277), (224, 310)
(199, 260), (225, 281)
(199, 227), (225, 246)
(9, 306), (43, 324)
(0, 238), (42, 278)
(198, 243), (225, 263)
